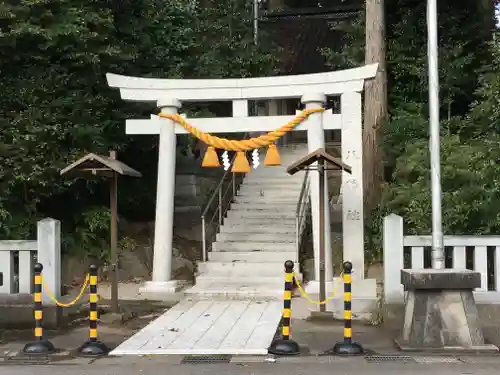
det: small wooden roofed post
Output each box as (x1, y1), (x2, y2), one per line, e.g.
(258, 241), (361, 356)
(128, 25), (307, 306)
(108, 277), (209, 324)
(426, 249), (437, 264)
(286, 147), (352, 175)
(60, 152), (141, 315)
(286, 147), (351, 316)
(60, 153), (142, 178)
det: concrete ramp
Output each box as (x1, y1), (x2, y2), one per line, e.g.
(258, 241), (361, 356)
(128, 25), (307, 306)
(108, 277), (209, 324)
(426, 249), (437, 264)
(110, 299), (282, 355)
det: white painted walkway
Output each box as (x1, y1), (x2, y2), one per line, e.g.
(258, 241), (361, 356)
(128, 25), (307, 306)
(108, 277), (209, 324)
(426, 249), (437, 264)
(110, 299), (282, 356)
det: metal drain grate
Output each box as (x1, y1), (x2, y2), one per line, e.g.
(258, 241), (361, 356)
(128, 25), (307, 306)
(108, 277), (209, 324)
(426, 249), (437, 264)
(1, 355), (52, 366)
(365, 355), (415, 363)
(413, 356), (462, 364)
(181, 355), (232, 364)
(459, 356), (500, 364)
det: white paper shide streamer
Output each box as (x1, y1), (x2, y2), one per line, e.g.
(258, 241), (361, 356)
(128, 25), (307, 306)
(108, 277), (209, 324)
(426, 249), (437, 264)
(251, 149), (260, 169)
(222, 151), (230, 171)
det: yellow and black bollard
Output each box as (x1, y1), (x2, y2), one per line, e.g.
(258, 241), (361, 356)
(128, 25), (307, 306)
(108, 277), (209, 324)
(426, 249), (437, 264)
(23, 263), (55, 355)
(332, 261), (364, 355)
(77, 265), (109, 357)
(268, 260), (300, 355)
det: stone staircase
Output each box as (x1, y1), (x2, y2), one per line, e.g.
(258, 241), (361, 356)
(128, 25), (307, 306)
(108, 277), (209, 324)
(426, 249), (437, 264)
(185, 144), (311, 300)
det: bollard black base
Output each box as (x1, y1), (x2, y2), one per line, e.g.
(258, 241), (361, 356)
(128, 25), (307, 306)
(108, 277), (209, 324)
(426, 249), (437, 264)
(268, 338), (300, 356)
(77, 340), (110, 357)
(23, 339), (55, 355)
(332, 341), (364, 356)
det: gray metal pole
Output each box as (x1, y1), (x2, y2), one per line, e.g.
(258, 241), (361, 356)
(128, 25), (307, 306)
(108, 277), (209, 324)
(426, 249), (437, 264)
(427, 0), (445, 269)
(253, 0), (258, 45)
(318, 160), (326, 313)
(252, 0), (259, 117)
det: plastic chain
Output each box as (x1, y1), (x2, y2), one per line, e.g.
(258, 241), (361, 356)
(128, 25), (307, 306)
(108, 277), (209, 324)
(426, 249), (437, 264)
(292, 272), (343, 305)
(41, 274), (90, 307)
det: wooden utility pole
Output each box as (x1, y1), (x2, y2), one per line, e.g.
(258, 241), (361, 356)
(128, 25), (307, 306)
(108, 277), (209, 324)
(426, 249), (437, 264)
(364, 0), (388, 208)
(479, 0), (495, 39)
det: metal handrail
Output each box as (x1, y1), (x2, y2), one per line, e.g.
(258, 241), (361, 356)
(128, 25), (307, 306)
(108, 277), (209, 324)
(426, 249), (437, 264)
(295, 169), (310, 217)
(200, 157), (236, 220)
(200, 139), (248, 262)
(295, 169), (311, 260)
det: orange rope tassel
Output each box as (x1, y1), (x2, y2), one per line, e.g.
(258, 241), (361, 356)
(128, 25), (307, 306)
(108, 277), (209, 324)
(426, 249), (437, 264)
(202, 146), (220, 168)
(264, 144), (281, 166)
(231, 151), (251, 173)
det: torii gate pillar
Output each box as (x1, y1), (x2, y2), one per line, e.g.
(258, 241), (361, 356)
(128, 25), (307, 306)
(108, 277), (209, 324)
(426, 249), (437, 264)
(142, 98), (182, 294)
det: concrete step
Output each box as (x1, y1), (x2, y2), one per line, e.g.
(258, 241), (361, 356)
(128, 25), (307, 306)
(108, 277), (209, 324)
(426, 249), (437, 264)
(194, 275), (284, 285)
(231, 201), (295, 209)
(229, 204), (295, 212)
(236, 192), (300, 200)
(246, 171), (304, 178)
(240, 184), (302, 192)
(208, 250), (297, 262)
(245, 170), (304, 176)
(248, 165), (293, 171)
(240, 183), (303, 190)
(234, 196), (298, 204)
(212, 241), (295, 252)
(281, 143), (309, 148)
(246, 174), (301, 181)
(236, 190), (300, 198)
(219, 223), (295, 234)
(224, 217), (296, 225)
(216, 232), (295, 242)
(184, 283), (283, 300)
(226, 210), (295, 219)
(197, 261), (299, 275)
(240, 186), (301, 194)
(243, 177), (303, 185)
(280, 155), (309, 160)
(194, 272), (302, 285)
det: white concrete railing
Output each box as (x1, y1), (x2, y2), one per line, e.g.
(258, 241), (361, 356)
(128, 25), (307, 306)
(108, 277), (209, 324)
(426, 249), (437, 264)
(0, 218), (61, 304)
(383, 214), (500, 304)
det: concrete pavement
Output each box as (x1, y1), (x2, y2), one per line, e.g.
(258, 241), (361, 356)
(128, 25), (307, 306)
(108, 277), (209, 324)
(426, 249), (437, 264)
(3, 292), (500, 375)
(3, 360), (500, 375)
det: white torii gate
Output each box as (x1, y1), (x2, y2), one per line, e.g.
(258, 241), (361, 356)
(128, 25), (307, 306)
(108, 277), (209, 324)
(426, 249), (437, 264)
(106, 64), (378, 295)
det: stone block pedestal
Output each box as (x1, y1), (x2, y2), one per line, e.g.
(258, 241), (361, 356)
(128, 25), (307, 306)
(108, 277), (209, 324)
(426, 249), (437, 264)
(395, 269), (498, 352)
(139, 280), (186, 300)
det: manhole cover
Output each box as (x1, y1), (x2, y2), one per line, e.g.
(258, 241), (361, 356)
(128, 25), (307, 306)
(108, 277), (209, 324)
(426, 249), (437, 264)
(365, 355), (415, 363)
(181, 355), (232, 364)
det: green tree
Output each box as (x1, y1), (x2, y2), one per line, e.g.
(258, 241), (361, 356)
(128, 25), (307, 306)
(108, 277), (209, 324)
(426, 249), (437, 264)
(365, 131), (500, 261)
(321, 0), (499, 260)
(324, 0), (488, 125)
(466, 31), (500, 136)
(0, 0), (276, 255)
(381, 133), (500, 234)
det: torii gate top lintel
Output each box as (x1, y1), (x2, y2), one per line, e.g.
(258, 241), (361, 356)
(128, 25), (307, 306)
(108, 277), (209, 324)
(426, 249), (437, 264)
(105, 64), (378, 102)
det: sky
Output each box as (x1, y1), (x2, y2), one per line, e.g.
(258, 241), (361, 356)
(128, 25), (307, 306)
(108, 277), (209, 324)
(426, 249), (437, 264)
(496, 4), (500, 27)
